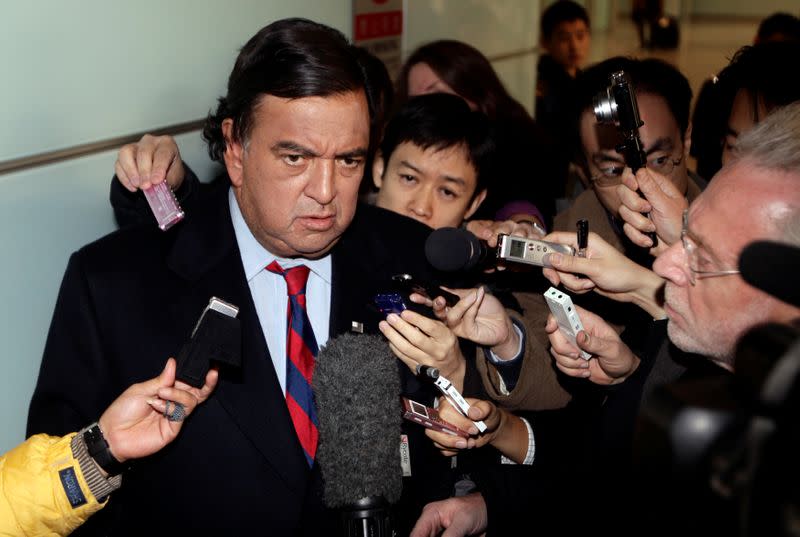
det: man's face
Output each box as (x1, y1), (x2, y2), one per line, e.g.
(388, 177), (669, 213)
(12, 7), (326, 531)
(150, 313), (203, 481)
(407, 62), (477, 110)
(223, 92), (369, 258)
(721, 89), (768, 166)
(543, 19), (590, 76)
(372, 141), (486, 229)
(579, 92), (690, 216)
(653, 161), (797, 367)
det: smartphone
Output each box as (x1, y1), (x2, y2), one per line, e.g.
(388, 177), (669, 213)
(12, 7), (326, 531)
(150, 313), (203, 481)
(401, 397), (469, 438)
(374, 293), (407, 316)
(391, 273), (459, 307)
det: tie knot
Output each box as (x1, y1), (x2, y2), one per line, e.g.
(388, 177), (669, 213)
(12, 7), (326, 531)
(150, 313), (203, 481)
(267, 261), (310, 296)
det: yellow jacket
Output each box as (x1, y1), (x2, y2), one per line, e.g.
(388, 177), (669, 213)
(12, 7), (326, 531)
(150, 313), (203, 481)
(0, 433), (105, 536)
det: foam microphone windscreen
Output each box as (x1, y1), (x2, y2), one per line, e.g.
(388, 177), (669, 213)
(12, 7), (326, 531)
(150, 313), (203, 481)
(425, 227), (486, 271)
(313, 332), (403, 507)
(739, 240), (800, 309)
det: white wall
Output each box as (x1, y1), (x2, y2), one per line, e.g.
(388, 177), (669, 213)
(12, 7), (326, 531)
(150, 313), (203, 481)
(691, 0), (799, 17)
(0, 0), (541, 454)
(404, 0), (540, 114)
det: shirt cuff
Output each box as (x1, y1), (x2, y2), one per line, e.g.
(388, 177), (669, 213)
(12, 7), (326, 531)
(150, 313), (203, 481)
(500, 417), (535, 466)
(483, 319), (526, 392)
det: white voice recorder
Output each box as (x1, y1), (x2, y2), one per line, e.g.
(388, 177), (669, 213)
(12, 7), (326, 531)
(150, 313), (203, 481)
(433, 375), (488, 433)
(497, 234), (575, 267)
(544, 287), (591, 360)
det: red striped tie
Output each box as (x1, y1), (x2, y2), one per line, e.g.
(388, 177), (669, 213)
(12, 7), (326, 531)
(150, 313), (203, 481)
(266, 261), (319, 466)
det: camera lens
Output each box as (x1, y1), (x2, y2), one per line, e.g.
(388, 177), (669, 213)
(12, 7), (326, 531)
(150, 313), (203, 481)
(593, 88), (617, 124)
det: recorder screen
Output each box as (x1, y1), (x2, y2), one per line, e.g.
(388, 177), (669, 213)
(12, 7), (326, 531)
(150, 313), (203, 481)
(510, 239), (526, 258)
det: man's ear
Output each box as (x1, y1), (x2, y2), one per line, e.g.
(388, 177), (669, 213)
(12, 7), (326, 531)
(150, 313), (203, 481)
(463, 188), (488, 221)
(222, 118), (244, 187)
(372, 150), (385, 190)
(683, 123), (693, 160)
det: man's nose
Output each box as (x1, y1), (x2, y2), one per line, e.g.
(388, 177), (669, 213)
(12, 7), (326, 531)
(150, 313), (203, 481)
(654, 241), (691, 287)
(306, 159), (336, 205)
(409, 188), (433, 219)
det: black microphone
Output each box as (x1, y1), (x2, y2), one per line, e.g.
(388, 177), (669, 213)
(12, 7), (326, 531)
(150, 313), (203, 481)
(739, 240), (800, 309)
(313, 333), (403, 537)
(425, 227), (494, 271)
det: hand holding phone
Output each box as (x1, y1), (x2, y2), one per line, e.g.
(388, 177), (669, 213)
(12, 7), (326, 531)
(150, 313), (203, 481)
(401, 397), (468, 438)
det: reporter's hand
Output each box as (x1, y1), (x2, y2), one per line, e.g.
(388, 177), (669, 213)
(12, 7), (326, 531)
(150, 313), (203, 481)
(465, 218), (545, 272)
(425, 398), (502, 457)
(546, 306), (640, 385)
(466, 218), (544, 248)
(409, 287), (519, 359)
(618, 167), (687, 255)
(379, 310), (465, 383)
(98, 357), (218, 463)
(542, 231), (665, 318)
(410, 493), (488, 537)
(114, 134), (185, 192)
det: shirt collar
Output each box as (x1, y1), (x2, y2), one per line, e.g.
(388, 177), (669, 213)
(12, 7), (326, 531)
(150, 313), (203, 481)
(228, 188), (332, 283)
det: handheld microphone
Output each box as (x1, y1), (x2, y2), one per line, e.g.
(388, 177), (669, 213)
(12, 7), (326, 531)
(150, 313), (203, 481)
(313, 333), (403, 536)
(425, 227), (575, 272)
(739, 240), (800, 309)
(425, 227), (494, 271)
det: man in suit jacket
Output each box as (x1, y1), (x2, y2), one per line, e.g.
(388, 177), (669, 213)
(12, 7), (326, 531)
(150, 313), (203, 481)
(27, 18), (451, 535)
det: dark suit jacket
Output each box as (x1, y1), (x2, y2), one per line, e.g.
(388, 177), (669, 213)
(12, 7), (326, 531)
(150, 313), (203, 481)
(28, 177), (467, 535)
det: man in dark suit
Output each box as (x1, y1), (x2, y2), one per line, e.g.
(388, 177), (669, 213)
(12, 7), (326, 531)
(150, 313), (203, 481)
(27, 18), (450, 535)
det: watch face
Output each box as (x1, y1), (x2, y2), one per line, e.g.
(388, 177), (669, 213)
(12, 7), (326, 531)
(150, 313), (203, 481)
(84, 425), (107, 454)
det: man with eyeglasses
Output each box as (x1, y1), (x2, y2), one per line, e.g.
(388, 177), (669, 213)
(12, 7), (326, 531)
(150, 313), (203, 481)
(555, 56), (701, 263)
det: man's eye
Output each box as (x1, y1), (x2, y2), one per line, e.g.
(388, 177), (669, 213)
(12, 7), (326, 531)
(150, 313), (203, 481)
(399, 174), (417, 184)
(439, 188), (457, 199)
(649, 155), (670, 167)
(339, 157), (363, 169)
(600, 165), (624, 177)
(282, 154), (304, 165)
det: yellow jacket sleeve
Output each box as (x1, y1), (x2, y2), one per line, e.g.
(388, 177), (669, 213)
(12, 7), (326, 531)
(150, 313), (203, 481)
(0, 433), (106, 537)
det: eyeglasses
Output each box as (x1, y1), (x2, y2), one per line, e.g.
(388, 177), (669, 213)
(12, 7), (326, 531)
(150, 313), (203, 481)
(590, 154), (684, 188)
(681, 209), (740, 285)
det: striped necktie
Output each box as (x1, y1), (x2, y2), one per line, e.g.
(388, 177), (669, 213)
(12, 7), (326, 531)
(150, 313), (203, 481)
(266, 261), (319, 466)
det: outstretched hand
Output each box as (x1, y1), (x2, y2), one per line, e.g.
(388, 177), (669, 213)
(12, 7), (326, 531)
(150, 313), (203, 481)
(99, 358), (218, 463)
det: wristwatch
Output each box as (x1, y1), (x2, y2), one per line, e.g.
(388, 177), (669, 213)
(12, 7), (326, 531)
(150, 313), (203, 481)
(82, 423), (126, 477)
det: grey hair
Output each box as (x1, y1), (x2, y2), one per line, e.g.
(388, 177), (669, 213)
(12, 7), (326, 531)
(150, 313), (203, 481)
(732, 101), (800, 245)
(732, 101), (800, 172)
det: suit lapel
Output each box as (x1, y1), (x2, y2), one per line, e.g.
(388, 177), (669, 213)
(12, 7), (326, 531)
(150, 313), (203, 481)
(329, 204), (394, 337)
(167, 184), (309, 492)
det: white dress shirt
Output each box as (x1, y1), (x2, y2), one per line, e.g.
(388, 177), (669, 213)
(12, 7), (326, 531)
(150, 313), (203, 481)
(228, 188), (332, 395)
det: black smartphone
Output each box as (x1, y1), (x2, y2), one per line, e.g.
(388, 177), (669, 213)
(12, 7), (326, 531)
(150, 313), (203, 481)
(391, 274), (459, 307)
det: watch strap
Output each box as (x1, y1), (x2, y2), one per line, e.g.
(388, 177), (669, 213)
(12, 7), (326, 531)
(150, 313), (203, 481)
(71, 428), (123, 502)
(81, 422), (126, 476)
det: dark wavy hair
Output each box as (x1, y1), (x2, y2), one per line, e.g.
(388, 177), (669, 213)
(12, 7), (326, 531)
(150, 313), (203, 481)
(378, 93), (495, 197)
(691, 41), (800, 179)
(202, 18), (372, 162)
(394, 39), (530, 124)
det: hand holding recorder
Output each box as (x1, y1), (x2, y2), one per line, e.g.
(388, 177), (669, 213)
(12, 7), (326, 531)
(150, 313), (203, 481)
(114, 134), (186, 230)
(542, 231), (666, 319)
(546, 304), (640, 385)
(425, 397), (531, 465)
(115, 134), (186, 193)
